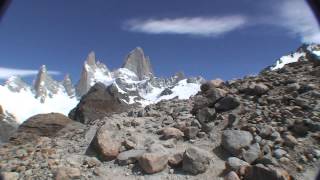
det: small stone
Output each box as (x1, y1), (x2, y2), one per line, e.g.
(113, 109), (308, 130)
(224, 171), (240, 180)
(184, 127), (200, 139)
(0, 172), (19, 180)
(55, 167), (81, 180)
(274, 149), (287, 159)
(283, 134), (298, 148)
(226, 157), (249, 171)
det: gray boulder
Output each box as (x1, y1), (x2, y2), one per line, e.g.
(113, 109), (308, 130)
(222, 130), (253, 155)
(182, 146), (211, 174)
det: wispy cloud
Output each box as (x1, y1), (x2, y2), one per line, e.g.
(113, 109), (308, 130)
(272, 0), (320, 43)
(0, 67), (60, 80)
(124, 16), (247, 37)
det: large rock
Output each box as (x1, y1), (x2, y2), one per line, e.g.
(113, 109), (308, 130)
(243, 164), (292, 180)
(138, 152), (168, 174)
(86, 122), (121, 161)
(160, 127), (184, 140)
(122, 47), (153, 80)
(239, 82), (269, 96)
(0, 105), (3, 115)
(215, 95), (240, 112)
(242, 143), (261, 163)
(226, 157), (250, 171)
(182, 146), (211, 175)
(222, 130), (253, 155)
(69, 83), (129, 124)
(117, 149), (146, 165)
(224, 171), (240, 180)
(15, 113), (73, 138)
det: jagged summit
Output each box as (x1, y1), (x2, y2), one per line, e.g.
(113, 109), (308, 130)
(122, 47), (154, 80)
(34, 65), (61, 102)
(63, 74), (75, 97)
(2, 44), (318, 123)
(76, 51), (112, 97)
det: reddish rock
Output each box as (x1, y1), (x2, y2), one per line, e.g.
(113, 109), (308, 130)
(138, 153), (168, 174)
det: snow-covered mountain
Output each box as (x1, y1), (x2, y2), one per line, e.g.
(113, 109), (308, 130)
(270, 44), (320, 70)
(1, 45), (319, 124)
(0, 47), (204, 123)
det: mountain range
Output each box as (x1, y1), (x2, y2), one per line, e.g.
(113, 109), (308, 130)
(0, 47), (204, 123)
(0, 45), (319, 123)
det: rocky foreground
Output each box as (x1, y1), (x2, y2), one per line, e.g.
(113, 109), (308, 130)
(0, 59), (320, 180)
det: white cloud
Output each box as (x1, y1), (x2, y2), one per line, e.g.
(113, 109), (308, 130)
(0, 67), (60, 80)
(124, 16), (247, 37)
(274, 0), (320, 43)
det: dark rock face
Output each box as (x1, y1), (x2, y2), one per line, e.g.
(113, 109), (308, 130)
(0, 109), (18, 143)
(243, 164), (292, 180)
(214, 95), (240, 112)
(14, 113), (73, 139)
(159, 88), (173, 96)
(122, 47), (153, 80)
(69, 83), (129, 124)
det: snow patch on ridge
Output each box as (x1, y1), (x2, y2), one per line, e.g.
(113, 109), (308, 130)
(271, 52), (306, 70)
(0, 85), (78, 123)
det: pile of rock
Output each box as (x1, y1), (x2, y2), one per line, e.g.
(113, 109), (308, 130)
(0, 60), (319, 180)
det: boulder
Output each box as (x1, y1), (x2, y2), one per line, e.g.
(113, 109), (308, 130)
(16, 113), (73, 138)
(183, 126), (201, 139)
(168, 152), (183, 167)
(182, 146), (211, 174)
(55, 167), (81, 180)
(210, 79), (224, 88)
(224, 171), (240, 180)
(239, 82), (269, 96)
(243, 164), (292, 180)
(0, 105), (3, 115)
(222, 130), (253, 155)
(283, 134), (298, 148)
(160, 127), (184, 140)
(86, 123), (121, 161)
(215, 95), (240, 112)
(69, 83), (129, 124)
(226, 157), (250, 171)
(0, 172), (19, 180)
(138, 153), (168, 174)
(242, 143), (261, 164)
(117, 149), (146, 165)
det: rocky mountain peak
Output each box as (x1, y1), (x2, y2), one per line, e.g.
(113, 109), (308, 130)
(122, 47), (153, 80)
(76, 52), (112, 97)
(34, 65), (60, 103)
(63, 74), (75, 97)
(4, 76), (29, 92)
(86, 51), (96, 66)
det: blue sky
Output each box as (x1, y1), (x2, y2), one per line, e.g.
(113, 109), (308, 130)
(0, 0), (319, 83)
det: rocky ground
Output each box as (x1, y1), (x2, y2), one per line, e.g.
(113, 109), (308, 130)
(0, 59), (320, 180)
